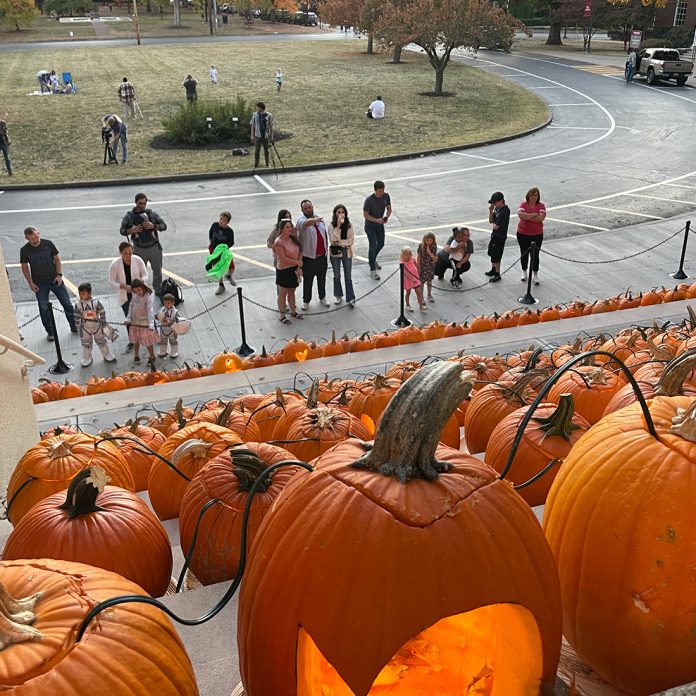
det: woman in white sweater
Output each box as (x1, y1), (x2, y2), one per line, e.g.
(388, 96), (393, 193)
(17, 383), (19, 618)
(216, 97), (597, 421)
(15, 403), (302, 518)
(109, 241), (149, 351)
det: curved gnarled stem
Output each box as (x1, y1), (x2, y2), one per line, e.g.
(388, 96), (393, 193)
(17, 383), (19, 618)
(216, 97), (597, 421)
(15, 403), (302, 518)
(58, 466), (109, 518)
(353, 362), (475, 483)
(0, 584), (43, 650)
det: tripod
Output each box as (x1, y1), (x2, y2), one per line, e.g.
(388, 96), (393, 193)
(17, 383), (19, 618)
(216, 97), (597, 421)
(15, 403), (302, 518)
(103, 139), (116, 165)
(133, 101), (144, 118)
(270, 141), (285, 171)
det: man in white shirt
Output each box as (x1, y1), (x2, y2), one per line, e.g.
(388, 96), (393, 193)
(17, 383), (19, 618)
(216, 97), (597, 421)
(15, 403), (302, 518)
(367, 96), (385, 119)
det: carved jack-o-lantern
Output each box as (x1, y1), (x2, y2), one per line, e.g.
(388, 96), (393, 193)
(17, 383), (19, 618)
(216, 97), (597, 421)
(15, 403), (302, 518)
(238, 363), (562, 695)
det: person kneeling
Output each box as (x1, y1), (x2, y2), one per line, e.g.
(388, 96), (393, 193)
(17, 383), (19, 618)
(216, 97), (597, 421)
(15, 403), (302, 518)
(446, 227), (473, 287)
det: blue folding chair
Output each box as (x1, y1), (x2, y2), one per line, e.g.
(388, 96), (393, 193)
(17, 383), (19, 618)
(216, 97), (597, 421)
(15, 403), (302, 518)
(62, 71), (77, 93)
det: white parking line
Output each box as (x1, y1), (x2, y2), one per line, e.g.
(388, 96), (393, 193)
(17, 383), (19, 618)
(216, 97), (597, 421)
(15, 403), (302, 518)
(231, 252), (275, 271)
(549, 103), (595, 106)
(579, 205), (663, 219)
(449, 152), (507, 163)
(161, 268), (195, 287)
(61, 275), (80, 298)
(663, 183), (696, 190)
(545, 217), (609, 231)
(254, 175), (276, 193)
(625, 193), (696, 205)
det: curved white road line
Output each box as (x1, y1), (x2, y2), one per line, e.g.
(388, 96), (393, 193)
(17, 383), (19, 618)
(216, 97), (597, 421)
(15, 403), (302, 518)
(0, 57), (617, 215)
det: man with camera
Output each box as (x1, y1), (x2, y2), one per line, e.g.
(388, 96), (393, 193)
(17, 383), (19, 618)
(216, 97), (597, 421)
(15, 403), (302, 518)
(250, 102), (274, 169)
(120, 193), (167, 296)
(102, 114), (127, 164)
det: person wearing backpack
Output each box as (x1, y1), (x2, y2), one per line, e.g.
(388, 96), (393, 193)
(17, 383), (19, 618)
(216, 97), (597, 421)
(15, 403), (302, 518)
(120, 192), (168, 296)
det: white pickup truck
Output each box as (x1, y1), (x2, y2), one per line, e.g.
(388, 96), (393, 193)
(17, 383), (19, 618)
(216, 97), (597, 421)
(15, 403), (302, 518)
(635, 48), (694, 86)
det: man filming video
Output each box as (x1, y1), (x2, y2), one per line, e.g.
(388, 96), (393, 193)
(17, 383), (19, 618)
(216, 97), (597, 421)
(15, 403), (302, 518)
(250, 102), (274, 169)
(102, 114), (128, 165)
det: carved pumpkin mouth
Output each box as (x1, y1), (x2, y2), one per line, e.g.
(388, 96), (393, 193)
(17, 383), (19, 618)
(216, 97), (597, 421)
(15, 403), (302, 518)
(297, 604), (543, 695)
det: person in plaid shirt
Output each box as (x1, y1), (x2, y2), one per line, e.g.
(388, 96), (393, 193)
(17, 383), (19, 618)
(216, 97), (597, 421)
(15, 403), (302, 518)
(118, 77), (136, 119)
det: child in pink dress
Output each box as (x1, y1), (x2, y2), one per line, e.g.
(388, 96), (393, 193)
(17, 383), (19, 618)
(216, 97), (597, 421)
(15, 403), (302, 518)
(125, 279), (160, 366)
(400, 246), (426, 312)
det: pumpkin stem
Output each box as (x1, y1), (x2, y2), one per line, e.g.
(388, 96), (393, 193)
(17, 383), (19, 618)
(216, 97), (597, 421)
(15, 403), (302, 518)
(47, 439), (72, 459)
(669, 401), (696, 442)
(655, 350), (696, 396)
(174, 398), (187, 429)
(687, 305), (696, 330)
(230, 448), (274, 492)
(58, 466), (110, 518)
(532, 394), (583, 442)
(306, 380), (320, 409)
(171, 438), (213, 464)
(646, 335), (674, 362)
(352, 362), (475, 482)
(215, 401), (235, 427)
(0, 584), (44, 650)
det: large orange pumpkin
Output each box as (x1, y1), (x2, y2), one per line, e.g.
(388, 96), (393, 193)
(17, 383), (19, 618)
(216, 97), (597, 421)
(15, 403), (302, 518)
(6, 433), (134, 525)
(250, 388), (303, 441)
(148, 422), (243, 520)
(179, 443), (298, 586)
(238, 363), (562, 696)
(544, 396), (696, 695)
(0, 558), (197, 694)
(485, 395), (590, 507)
(3, 466), (172, 597)
(347, 374), (402, 423)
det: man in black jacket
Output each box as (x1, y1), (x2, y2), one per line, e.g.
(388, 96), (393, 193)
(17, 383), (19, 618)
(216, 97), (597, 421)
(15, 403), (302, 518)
(486, 191), (510, 283)
(119, 193), (168, 295)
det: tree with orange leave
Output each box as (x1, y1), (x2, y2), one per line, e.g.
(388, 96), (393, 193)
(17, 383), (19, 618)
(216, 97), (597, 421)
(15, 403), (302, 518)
(376, 0), (522, 94)
(320, 0), (384, 53)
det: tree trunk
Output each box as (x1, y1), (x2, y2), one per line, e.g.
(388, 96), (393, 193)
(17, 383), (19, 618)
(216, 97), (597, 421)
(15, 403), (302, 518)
(173, 0), (180, 27)
(366, 33), (373, 54)
(434, 67), (445, 95)
(146, 0), (151, 12)
(546, 20), (563, 45)
(392, 45), (402, 63)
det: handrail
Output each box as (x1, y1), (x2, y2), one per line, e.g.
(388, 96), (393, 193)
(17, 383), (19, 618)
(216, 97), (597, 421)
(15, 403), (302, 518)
(0, 332), (46, 371)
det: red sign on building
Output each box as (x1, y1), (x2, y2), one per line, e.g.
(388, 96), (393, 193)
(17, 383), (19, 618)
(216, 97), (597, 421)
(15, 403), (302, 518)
(583, 0), (593, 17)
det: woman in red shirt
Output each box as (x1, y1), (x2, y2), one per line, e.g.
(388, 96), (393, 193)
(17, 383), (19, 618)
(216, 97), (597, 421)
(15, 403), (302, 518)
(517, 187), (546, 285)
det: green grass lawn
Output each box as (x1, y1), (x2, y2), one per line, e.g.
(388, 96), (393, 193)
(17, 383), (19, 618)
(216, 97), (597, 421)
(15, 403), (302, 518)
(0, 40), (549, 185)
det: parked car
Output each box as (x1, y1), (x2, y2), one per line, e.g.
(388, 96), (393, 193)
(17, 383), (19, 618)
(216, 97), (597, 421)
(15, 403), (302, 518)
(294, 11), (318, 26)
(635, 47), (694, 85)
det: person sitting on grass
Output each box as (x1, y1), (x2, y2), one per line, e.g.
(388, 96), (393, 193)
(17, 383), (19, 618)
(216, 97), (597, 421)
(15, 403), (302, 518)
(366, 95), (385, 119)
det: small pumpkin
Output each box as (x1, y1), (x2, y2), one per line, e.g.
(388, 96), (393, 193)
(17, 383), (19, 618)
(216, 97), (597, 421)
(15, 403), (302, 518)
(283, 336), (309, 363)
(211, 351), (243, 374)
(3, 466), (173, 597)
(242, 345), (276, 369)
(322, 331), (346, 357)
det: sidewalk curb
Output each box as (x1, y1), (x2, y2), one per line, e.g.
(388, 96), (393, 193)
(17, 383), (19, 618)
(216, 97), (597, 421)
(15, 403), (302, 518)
(0, 115), (552, 192)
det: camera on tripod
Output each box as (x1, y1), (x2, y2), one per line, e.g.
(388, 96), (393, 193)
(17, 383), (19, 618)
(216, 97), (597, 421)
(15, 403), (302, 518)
(101, 126), (112, 144)
(101, 125), (116, 165)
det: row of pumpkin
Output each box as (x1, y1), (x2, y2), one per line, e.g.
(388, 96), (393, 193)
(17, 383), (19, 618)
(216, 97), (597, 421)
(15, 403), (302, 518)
(30, 284), (696, 404)
(5, 316), (696, 695)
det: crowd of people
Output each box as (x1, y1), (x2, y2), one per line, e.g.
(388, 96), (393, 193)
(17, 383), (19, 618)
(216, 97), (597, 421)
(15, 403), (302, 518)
(17, 183), (547, 364)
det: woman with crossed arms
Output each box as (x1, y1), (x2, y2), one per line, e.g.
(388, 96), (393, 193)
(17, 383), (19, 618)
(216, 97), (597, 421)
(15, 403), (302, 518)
(516, 186), (546, 285)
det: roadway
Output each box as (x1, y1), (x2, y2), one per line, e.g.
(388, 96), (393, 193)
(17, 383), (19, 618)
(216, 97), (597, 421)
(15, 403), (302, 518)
(3, 46), (696, 303)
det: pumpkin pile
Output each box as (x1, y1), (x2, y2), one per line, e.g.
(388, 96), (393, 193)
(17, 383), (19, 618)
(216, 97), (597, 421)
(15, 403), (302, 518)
(30, 286), (696, 405)
(9, 312), (696, 694)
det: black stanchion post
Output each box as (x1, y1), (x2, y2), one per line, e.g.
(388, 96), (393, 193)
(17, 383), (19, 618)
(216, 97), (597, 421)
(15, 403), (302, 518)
(670, 220), (691, 280)
(518, 242), (538, 306)
(47, 301), (73, 374)
(391, 262), (412, 328)
(234, 287), (255, 357)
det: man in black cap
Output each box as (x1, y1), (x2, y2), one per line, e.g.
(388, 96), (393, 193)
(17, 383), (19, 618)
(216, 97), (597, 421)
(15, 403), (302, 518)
(486, 192), (509, 283)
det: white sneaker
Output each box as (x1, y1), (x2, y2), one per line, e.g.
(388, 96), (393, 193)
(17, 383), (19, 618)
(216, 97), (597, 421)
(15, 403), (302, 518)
(226, 273), (237, 286)
(334, 297), (343, 305)
(81, 357), (93, 368)
(406, 305), (414, 313)
(103, 352), (117, 363)
(170, 350), (179, 358)
(301, 302), (309, 311)
(370, 270), (380, 280)
(319, 298), (330, 307)
(158, 351), (168, 358)
(521, 274), (527, 282)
